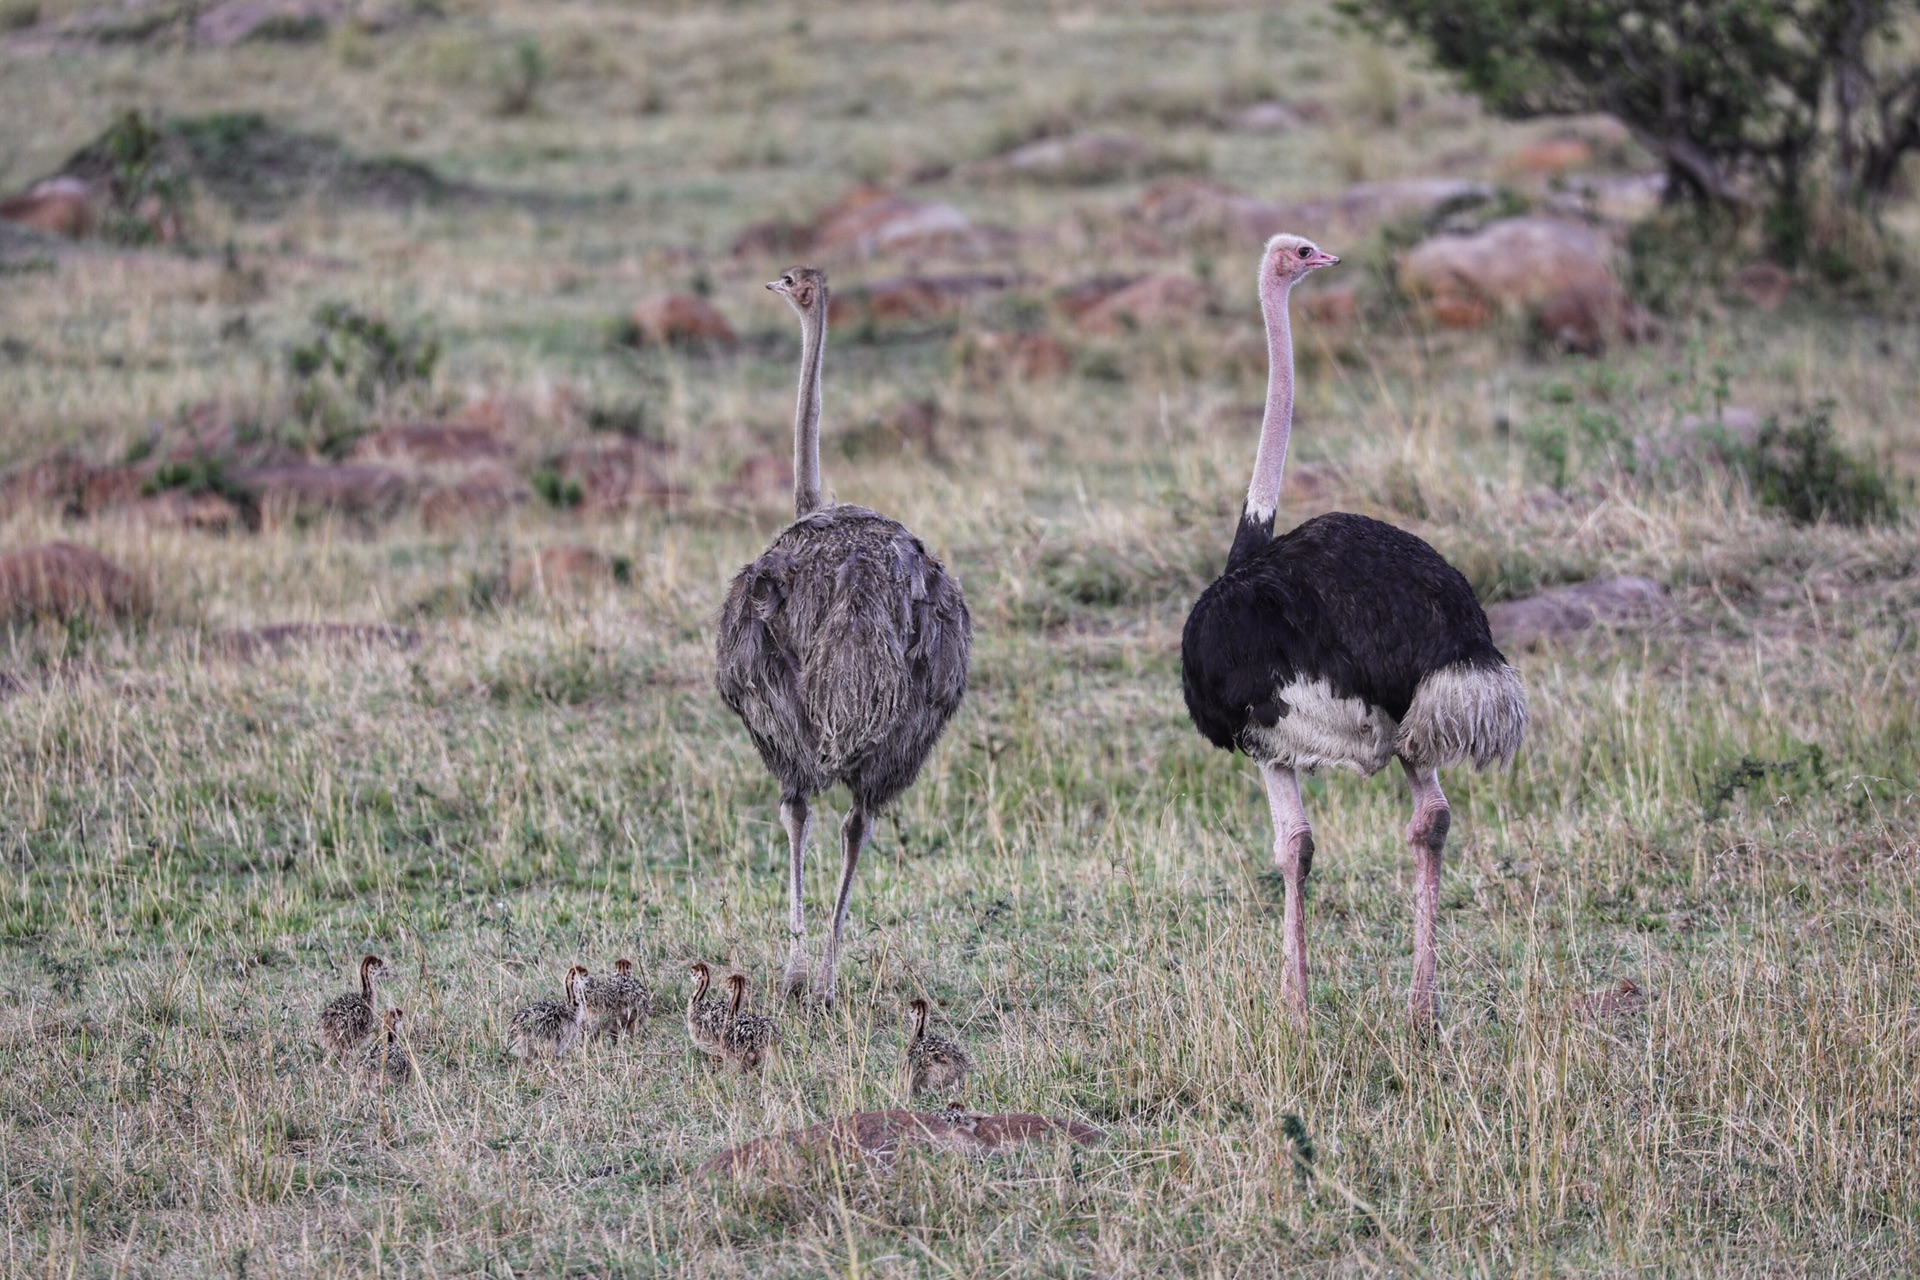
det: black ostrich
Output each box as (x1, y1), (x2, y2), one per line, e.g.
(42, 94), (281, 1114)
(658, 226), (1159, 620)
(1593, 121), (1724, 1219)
(716, 266), (971, 1009)
(1181, 235), (1528, 1030)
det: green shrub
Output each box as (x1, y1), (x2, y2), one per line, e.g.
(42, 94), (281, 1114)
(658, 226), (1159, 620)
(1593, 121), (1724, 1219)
(1736, 407), (1906, 527)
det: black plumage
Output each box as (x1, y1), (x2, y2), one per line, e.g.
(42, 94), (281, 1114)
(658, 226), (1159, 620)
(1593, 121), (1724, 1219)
(1183, 512), (1508, 758)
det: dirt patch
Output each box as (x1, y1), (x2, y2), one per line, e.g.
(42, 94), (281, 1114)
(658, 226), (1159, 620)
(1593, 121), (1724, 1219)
(1485, 576), (1668, 650)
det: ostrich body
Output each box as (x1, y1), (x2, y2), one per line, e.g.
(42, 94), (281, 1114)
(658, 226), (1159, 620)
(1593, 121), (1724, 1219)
(903, 997), (970, 1099)
(317, 955), (387, 1057)
(508, 965), (590, 1059)
(582, 958), (650, 1042)
(359, 1008), (414, 1085)
(721, 973), (779, 1072)
(716, 266), (971, 1007)
(686, 961), (730, 1062)
(1180, 235), (1528, 1029)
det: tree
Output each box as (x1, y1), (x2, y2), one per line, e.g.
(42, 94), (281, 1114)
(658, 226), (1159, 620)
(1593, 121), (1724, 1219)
(1345, 0), (1920, 225)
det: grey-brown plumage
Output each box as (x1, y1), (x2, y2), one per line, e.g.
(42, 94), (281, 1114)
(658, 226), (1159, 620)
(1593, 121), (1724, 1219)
(686, 961), (730, 1062)
(721, 972), (780, 1073)
(359, 1007), (414, 1086)
(716, 265), (971, 1008)
(508, 964), (589, 1060)
(582, 958), (650, 1042)
(317, 955), (387, 1057)
(903, 997), (970, 1099)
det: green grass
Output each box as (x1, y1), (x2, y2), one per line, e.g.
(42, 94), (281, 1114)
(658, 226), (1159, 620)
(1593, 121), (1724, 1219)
(2, 0), (1919, 1275)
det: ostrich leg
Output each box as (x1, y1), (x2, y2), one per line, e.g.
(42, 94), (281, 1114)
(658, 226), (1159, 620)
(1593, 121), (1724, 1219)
(811, 804), (873, 1008)
(779, 794), (814, 999)
(1262, 762), (1314, 1030)
(1403, 760), (1451, 1028)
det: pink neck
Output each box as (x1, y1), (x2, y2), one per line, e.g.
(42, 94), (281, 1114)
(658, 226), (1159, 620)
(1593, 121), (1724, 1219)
(1244, 276), (1296, 526)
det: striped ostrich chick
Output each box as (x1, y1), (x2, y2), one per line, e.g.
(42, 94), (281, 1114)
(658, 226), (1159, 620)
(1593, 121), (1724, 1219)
(508, 964), (590, 1059)
(359, 1007), (415, 1086)
(582, 958), (651, 1042)
(685, 961), (730, 1063)
(1180, 234), (1528, 1031)
(721, 973), (780, 1073)
(317, 955), (388, 1057)
(903, 997), (970, 1100)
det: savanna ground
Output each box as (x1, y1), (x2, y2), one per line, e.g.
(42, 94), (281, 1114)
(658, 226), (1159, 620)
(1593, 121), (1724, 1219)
(2, 1), (1918, 1275)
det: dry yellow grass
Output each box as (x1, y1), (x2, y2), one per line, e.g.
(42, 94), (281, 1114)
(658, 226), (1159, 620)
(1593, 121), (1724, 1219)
(2, 1), (1917, 1275)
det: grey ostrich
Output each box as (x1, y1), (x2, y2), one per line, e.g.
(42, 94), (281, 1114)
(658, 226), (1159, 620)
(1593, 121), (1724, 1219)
(716, 265), (972, 1008)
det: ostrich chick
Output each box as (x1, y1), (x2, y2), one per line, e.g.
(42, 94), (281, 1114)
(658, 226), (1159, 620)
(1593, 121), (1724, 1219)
(359, 1007), (415, 1086)
(686, 961), (730, 1063)
(721, 973), (780, 1073)
(903, 997), (970, 1100)
(582, 958), (651, 1042)
(317, 955), (388, 1057)
(508, 964), (590, 1060)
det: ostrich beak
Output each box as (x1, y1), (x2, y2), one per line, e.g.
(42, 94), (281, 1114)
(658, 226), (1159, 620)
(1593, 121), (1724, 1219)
(766, 279), (787, 293)
(1310, 250), (1340, 269)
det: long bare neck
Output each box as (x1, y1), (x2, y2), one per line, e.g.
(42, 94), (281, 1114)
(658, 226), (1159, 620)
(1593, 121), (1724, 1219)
(361, 964), (377, 1001)
(1228, 279), (1296, 569)
(793, 301), (826, 517)
(729, 982), (746, 1016)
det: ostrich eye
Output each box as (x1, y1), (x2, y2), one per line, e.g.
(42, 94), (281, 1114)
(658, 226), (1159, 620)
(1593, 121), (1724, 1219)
(1297, 246), (1312, 259)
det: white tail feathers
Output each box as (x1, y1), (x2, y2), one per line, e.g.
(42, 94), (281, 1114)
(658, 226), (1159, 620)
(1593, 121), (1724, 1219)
(1397, 663), (1529, 771)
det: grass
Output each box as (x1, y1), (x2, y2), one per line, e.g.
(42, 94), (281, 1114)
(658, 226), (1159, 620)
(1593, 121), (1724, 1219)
(2, 0), (1919, 1275)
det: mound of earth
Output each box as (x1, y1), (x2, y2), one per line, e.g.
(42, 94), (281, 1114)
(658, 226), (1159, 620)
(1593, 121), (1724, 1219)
(57, 112), (461, 218)
(0, 542), (149, 623)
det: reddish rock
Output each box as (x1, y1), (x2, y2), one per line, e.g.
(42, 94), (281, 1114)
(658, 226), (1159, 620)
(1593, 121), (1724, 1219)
(1729, 262), (1791, 311)
(1401, 217), (1618, 326)
(239, 463), (413, 527)
(351, 422), (511, 467)
(699, 1110), (1105, 1181)
(552, 438), (680, 513)
(0, 178), (93, 238)
(730, 216), (815, 260)
(629, 294), (735, 346)
(1535, 282), (1657, 354)
(507, 545), (621, 598)
(0, 542), (148, 622)
(1053, 274), (1145, 319)
(812, 186), (973, 259)
(1077, 273), (1208, 334)
(1485, 576), (1667, 649)
(213, 622), (418, 661)
(959, 330), (1073, 381)
(1506, 136), (1594, 176)
(829, 274), (1015, 328)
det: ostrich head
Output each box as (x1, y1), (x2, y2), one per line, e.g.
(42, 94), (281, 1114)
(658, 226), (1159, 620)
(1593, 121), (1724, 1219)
(360, 955), (389, 987)
(565, 965), (590, 1006)
(908, 997), (930, 1037)
(615, 958), (633, 976)
(767, 265), (827, 316)
(1260, 234), (1340, 293)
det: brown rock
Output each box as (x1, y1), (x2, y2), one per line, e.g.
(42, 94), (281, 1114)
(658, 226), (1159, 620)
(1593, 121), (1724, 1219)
(1077, 273), (1208, 334)
(628, 294), (735, 346)
(1053, 274), (1145, 319)
(1401, 217), (1618, 327)
(0, 542), (148, 622)
(721, 453), (795, 507)
(959, 330), (1073, 381)
(1485, 576), (1667, 650)
(507, 545), (621, 598)
(1729, 262), (1791, 311)
(994, 131), (1170, 183)
(351, 422), (511, 467)
(1299, 286), (1359, 327)
(1137, 176), (1494, 248)
(828, 274), (1015, 328)
(239, 463), (413, 527)
(0, 178), (94, 238)
(1506, 136), (1594, 177)
(552, 438), (680, 513)
(1543, 173), (1667, 229)
(699, 1110), (1105, 1181)
(0, 450), (96, 517)
(77, 466), (151, 517)
(730, 216), (816, 260)
(132, 489), (241, 532)
(1534, 282), (1657, 354)
(812, 186), (974, 259)
(419, 463), (528, 530)
(213, 622), (419, 662)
